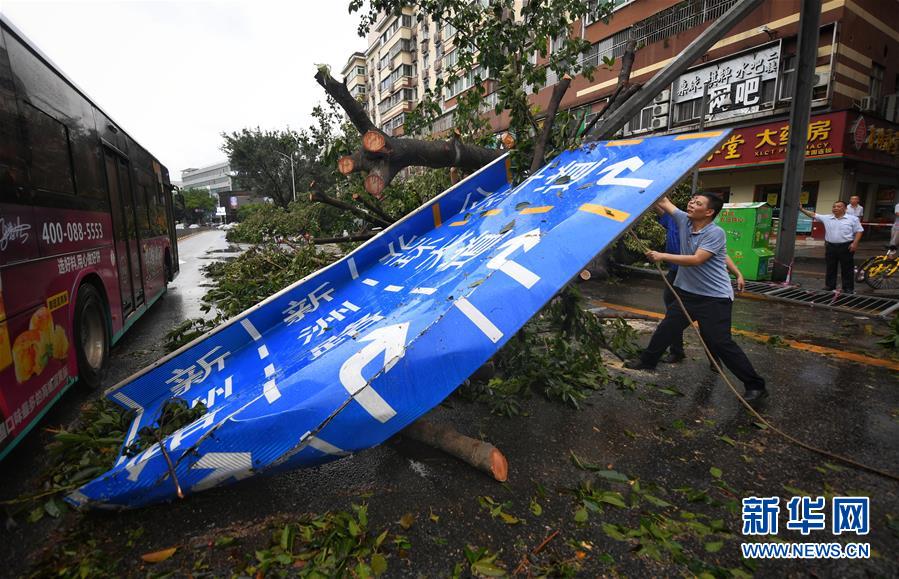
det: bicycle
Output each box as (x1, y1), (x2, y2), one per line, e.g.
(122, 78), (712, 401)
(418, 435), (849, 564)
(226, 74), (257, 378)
(856, 249), (899, 290)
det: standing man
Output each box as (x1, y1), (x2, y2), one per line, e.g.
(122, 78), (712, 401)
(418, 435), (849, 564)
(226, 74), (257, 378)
(655, 206), (685, 363)
(846, 195), (864, 219)
(800, 201), (864, 293)
(625, 194), (767, 402)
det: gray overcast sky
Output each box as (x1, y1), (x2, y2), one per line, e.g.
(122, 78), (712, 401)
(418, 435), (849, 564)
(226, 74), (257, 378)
(2, 0), (366, 181)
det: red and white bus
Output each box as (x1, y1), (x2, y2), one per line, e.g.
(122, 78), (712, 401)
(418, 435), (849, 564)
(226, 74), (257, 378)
(0, 16), (179, 459)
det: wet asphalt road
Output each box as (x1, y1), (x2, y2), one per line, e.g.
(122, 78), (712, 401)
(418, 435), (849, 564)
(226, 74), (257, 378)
(1, 230), (898, 577)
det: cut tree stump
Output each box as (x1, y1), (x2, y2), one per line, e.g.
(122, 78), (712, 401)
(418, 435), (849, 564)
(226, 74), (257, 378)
(402, 419), (508, 482)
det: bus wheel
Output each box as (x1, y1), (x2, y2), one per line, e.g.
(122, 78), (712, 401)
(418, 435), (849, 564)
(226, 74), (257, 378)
(74, 284), (108, 390)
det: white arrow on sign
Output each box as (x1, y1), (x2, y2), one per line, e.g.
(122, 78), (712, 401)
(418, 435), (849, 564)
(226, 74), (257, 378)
(487, 228), (541, 289)
(338, 322), (409, 423)
(595, 156), (653, 189)
(191, 452), (254, 491)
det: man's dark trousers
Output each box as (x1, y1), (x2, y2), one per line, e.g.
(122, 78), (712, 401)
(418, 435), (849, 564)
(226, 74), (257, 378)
(662, 269), (684, 357)
(824, 241), (854, 292)
(639, 288), (765, 391)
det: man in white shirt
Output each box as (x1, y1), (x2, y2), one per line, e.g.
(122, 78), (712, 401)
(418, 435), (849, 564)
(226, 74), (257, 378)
(846, 195), (864, 219)
(800, 201), (864, 293)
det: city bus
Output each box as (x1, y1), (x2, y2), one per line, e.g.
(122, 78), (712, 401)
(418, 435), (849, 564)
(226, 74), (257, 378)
(0, 15), (179, 460)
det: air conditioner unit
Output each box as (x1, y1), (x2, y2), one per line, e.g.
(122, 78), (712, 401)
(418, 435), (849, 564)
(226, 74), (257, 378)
(651, 116), (668, 130)
(813, 72), (829, 88)
(654, 89), (671, 104)
(653, 103), (669, 117)
(859, 96), (878, 111)
(884, 93), (898, 122)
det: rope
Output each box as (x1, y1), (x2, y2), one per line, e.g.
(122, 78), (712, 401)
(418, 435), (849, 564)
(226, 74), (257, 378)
(628, 231), (899, 483)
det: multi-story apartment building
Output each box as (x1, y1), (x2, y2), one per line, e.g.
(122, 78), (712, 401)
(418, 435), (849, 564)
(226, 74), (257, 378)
(344, 0), (899, 232)
(341, 52), (368, 109)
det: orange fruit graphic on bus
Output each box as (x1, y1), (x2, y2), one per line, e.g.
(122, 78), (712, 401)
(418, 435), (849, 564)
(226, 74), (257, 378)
(12, 329), (47, 383)
(29, 306), (54, 356)
(0, 322), (11, 372)
(51, 325), (69, 359)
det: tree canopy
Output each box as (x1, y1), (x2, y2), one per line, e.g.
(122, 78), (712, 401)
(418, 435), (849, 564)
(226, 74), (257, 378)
(178, 187), (217, 224)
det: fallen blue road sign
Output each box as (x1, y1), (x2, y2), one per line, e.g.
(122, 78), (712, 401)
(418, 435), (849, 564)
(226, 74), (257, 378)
(68, 130), (729, 509)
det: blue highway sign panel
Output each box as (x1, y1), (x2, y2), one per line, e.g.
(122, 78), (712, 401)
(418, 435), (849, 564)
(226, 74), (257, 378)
(68, 131), (729, 508)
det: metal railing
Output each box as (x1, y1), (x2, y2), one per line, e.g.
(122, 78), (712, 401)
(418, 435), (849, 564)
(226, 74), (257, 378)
(631, 0), (738, 47)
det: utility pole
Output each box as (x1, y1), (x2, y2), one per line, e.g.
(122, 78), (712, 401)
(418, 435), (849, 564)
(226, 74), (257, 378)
(773, 0), (821, 282)
(275, 150), (297, 204)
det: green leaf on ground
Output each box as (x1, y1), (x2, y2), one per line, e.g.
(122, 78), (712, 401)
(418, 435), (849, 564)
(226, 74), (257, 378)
(718, 435), (737, 447)
(371, 553), (388, 576)
(704, 541), (724, 553)
(596, 470), (630, 483)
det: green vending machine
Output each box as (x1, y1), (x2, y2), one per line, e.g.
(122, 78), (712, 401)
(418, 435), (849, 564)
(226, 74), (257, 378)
(714, 202), (774, 281)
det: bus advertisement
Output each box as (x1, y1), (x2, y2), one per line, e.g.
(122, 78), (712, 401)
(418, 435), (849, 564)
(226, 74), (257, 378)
(0, 15), (179, 459)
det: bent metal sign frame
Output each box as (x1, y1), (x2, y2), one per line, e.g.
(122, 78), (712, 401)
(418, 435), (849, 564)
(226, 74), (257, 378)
(68, 131), (729, 509)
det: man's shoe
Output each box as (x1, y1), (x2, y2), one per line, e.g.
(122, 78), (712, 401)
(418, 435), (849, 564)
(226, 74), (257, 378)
(743, 389), (769, 402)
(662, 352), (685, 364)
(624, 359), (656, 371)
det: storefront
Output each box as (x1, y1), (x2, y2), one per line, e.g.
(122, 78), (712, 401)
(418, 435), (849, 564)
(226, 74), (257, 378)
(698, 110), (899, 238)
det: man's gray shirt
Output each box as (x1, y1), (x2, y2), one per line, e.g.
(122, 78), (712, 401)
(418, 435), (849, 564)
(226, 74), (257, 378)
(672, 209), (734, 300)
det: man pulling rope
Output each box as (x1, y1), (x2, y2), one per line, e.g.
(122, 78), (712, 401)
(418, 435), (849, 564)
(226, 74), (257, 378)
(625, 193), (768, 403)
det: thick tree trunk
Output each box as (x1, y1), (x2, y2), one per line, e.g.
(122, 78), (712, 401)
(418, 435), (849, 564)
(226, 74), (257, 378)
(315, 69), (504, 198)
(402, 419), (508, 482)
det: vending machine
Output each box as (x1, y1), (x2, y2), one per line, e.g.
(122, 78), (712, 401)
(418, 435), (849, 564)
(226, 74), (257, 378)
(715, 202), (775, 281)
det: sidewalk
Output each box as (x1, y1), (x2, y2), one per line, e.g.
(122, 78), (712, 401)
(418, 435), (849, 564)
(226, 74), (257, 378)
(769, 238), (895, 294)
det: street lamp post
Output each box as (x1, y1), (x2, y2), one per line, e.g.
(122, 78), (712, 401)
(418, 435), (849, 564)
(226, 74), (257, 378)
(275, 150), (296, 204)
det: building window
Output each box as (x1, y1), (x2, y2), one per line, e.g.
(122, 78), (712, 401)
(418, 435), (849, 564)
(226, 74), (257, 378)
(444, 49), (459, 69)
(625, 105), (654, 133)
(444, 67), (484, 99)
(673, 99), (704, 124)
(441, 21), (457, 39)
(778, 54), (796, 101)
(870, 63), (885, 101)
(356, 65), (365, 76)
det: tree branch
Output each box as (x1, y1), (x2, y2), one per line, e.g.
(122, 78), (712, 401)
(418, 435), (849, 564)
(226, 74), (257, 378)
(311, 232), (377, 245)
(314, 67), (376, 134)
(530, 75), (572, 172)
(309, 189), (392, 229)
(352, 192), (396, 223)
(582, 38), (637, 138)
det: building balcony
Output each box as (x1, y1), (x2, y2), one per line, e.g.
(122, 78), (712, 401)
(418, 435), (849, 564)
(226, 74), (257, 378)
(392, 75), (417, 92)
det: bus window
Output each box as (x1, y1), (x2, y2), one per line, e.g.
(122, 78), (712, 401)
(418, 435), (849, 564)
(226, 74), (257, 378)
(22, 103), (75, 195)
(133, 168), (152, 239)
(69, 104), (106, 202)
